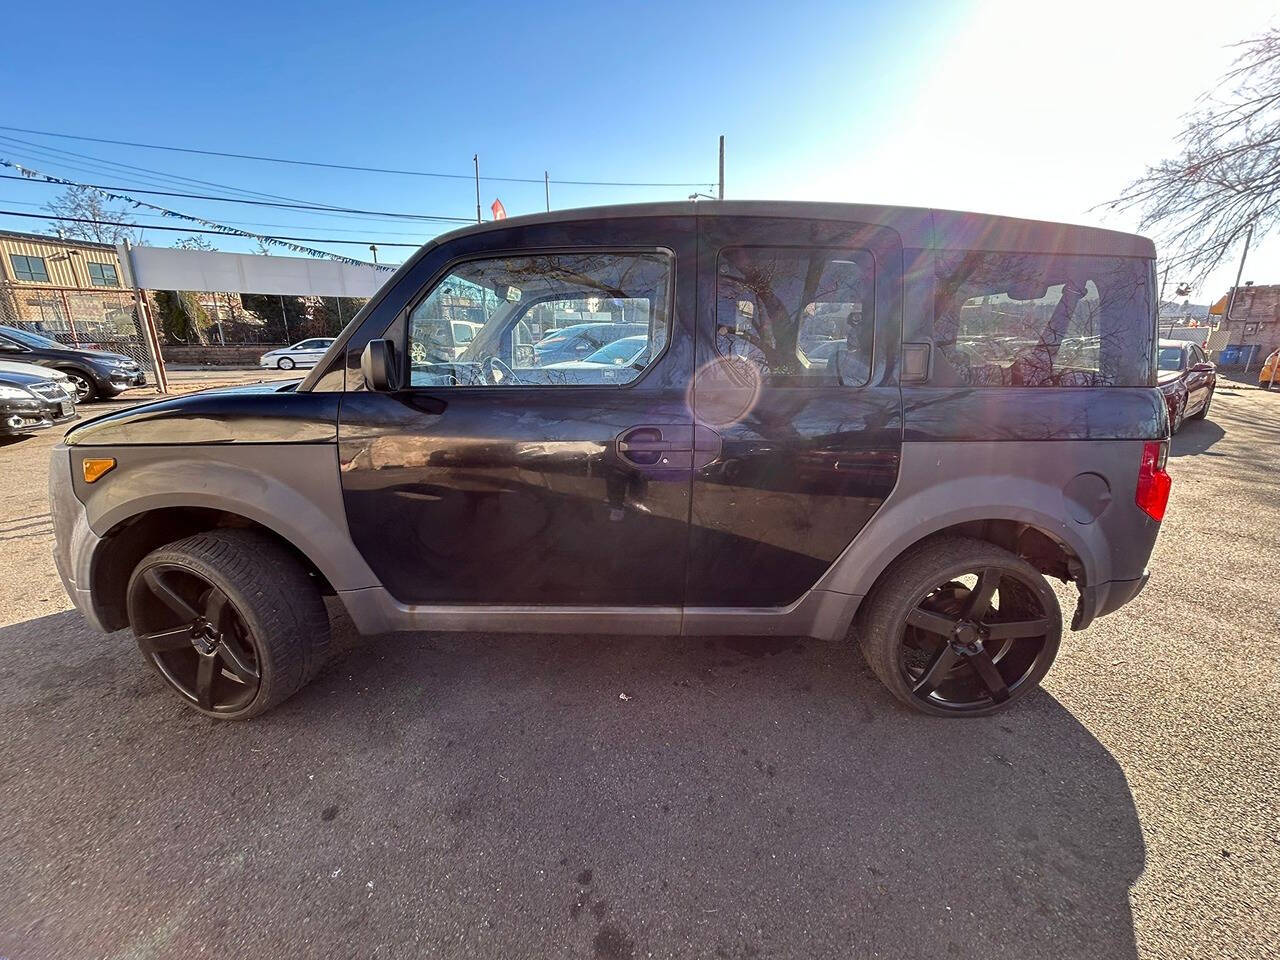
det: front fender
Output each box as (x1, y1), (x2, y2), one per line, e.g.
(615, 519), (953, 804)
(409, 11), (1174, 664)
(77, 445), (378, 593)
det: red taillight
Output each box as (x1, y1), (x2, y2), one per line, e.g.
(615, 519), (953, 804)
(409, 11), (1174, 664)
(1136, 440), (1172, 521)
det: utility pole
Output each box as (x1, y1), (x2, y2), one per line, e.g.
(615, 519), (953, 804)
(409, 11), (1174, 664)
(1224, 222), (1254, 368)
(718, 135), (725, 200)
(473, 155), (482, 224)
(544, 171), (551, 212)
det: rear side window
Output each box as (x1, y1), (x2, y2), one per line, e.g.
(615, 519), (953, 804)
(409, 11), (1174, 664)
(715, 247), (874, 387)
(933, 252), (1153, 387)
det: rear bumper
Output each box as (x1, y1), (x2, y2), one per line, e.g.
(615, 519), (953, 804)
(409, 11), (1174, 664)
(1072, 571), (1150, 630)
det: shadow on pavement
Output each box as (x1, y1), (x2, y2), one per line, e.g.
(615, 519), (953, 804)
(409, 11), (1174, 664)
(1, 611), (1145, 960)
(1170, 418), (1226, 457)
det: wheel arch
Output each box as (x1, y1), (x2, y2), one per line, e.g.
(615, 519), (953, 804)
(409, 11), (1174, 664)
(78, 448), (378, 630)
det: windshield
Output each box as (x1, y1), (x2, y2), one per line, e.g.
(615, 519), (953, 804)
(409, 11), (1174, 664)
(1157, 347), (1184, 371)
(2, 327), (65, 350)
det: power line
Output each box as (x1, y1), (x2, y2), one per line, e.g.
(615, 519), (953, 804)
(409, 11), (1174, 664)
(0, 172), (472, 223)
(0, 134), (395, 216)
(0, 209), (421, 246)
(0, 124), (718, 188)
(0, 196), (437, 238)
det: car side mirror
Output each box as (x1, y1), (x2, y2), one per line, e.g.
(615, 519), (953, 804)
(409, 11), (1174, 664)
(361, 338), (403, 392)
(1190, 361), (1214, 372)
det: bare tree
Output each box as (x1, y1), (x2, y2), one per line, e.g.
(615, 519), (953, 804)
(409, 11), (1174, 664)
(1109, 29), (1279, 279)
(174, 235), (216, 251)
(44, 185), (139, 245)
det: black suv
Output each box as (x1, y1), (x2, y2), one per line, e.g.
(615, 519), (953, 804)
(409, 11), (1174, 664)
(49, 202), (1169, 719)
(0, 324), (146, 401)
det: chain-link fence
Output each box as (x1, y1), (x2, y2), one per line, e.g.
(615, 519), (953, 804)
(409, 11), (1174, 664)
(0, 281), (158, 375)
(149, 291), (368, 346)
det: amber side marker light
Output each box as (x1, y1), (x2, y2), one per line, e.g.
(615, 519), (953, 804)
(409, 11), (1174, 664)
(82, 458), (116, 484)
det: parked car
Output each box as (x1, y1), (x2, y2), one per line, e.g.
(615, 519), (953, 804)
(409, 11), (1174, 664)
(1258, 349), (1279, 389)
(49, 201), (1170, 720)
(533, 322), (647, 365)
(0, 325), (145, 402)
(1157, 338), (1216, 432)
(258, 338), (337, 370)
(0, 368), (77, 436)
(0, 360), (77, 402)
(544, 335), (649, 369)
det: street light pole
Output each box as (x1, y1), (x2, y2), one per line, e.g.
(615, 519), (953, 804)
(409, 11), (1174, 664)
(368, 244), (378, 265)
(474, 155), (482, 224)
(718, 134), (724, 200)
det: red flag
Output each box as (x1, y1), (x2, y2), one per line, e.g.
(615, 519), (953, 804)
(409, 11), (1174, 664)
(491, 199), (507, 220)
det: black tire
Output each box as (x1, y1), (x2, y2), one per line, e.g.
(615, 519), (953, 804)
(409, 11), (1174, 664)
(126, 529), (330, 720)
(278, 356), (295, 370)
(59, 368), (98, 402)
(1171, 398), (1185, 433)
(858, 536), (1062, 718)
(1189, 389), (1212, 420)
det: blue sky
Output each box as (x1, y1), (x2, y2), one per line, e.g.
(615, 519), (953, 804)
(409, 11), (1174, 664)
(0, 0), (1275, 296)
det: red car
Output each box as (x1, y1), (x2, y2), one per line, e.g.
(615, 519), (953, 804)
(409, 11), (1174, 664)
(1158, 339), (1216, 433)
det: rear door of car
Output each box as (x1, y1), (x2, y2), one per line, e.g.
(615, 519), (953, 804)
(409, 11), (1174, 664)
(336, 215), (697, 608)
(685, 214), (904, 607)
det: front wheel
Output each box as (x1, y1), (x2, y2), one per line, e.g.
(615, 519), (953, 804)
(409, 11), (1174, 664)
(277, 356), (296, 370)
(62, 370), (97, 402)
(858, 536), (1062, 717)
(126, 530), (330, 719)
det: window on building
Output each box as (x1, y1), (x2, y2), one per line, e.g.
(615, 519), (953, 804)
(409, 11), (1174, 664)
(9, 254), (50, 283)
(87, 262), (119, 286)
(714, 246), (875, 387)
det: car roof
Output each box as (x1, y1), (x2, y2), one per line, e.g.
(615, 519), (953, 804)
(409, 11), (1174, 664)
(420, 200), (1154, 258)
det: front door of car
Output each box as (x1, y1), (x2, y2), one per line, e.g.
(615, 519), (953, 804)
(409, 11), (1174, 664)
(336, 216), (697, 607)
(685, 215), (904, 607)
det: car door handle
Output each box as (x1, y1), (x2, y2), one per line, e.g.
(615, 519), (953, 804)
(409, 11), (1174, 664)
(616, 425), (692, 467)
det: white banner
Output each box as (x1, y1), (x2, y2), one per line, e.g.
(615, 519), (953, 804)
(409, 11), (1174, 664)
(118, 244), (392, 298)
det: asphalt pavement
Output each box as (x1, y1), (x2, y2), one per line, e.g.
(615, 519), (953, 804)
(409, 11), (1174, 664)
(0, 378), (1276, 960)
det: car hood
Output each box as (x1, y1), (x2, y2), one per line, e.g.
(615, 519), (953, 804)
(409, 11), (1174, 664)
(63, 378), (335, 446)
(1157, 371), (1182, 387)
(0, 369), (62, 388)
(0, 359), (68, 380)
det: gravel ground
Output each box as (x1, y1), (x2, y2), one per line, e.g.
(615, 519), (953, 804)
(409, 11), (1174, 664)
(0, 378), (1276, 960)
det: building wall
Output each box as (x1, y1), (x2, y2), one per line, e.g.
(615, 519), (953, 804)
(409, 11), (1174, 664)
(1216, 285), (1280, 363)
(0, 233), (125, 290)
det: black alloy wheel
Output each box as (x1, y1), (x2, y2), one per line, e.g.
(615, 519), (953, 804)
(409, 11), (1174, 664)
(129, 563), (262, 713)
(126, 530), (330, 719)
(860, 537), (1062, 717)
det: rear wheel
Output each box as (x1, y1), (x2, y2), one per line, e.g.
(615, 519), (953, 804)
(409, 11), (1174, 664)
(278, 356), (295, 370)
(126, 530), (330, 719)
(1189, 388), (1213, 420)
(859, 537), (1062, 717)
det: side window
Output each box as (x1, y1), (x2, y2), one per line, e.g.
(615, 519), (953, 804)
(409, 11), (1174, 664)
(934, 251), (1153, 387)
(407, 251), (671, 388)
(715, 247), (874, 386)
